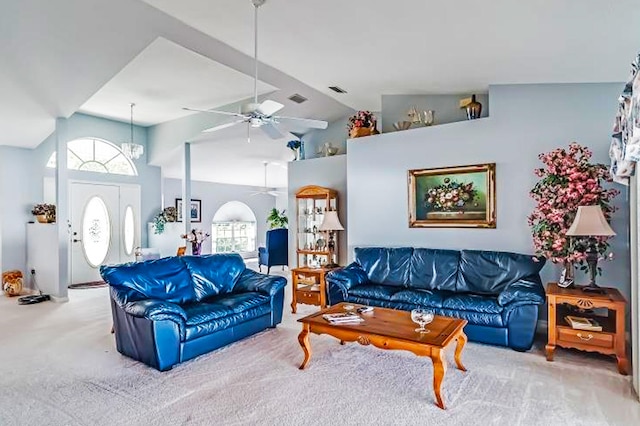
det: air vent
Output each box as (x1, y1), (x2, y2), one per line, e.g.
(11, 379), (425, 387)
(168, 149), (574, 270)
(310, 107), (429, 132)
(288, 93), (308, 104)
(328, 86), (347, 94)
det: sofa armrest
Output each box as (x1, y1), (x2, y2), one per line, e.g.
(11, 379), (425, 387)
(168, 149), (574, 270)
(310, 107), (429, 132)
(326, 262), (369, 304)
(234, 268), (287, 296)
(498, 275), (545, 306)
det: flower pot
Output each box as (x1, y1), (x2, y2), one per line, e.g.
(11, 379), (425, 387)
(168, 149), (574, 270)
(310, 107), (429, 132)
(36, 215), (48, 224)
(349, 127), (376, 139)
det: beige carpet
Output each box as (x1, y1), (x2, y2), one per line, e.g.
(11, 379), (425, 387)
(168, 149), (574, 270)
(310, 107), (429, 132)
(0, 271), (638, 425)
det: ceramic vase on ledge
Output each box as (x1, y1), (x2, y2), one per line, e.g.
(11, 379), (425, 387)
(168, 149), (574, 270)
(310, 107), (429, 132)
(465, 95), (482, 120)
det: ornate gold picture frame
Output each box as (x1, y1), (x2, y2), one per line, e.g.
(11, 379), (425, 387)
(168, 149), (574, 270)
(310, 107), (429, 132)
(408, 163), (496, 228)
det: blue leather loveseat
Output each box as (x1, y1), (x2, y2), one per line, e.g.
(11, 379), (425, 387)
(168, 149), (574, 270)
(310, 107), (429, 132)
(326, 247), (546, 351)
(100, 254), (286, 371)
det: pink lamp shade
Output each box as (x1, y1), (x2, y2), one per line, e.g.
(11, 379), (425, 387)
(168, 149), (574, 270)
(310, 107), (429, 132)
(565, 205), (616, 237)
(319, 211), (344, 231)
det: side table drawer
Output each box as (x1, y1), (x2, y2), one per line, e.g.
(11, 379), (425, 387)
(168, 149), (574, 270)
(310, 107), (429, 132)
(557, 328), (613, 349)
(297, 290), (321, 305)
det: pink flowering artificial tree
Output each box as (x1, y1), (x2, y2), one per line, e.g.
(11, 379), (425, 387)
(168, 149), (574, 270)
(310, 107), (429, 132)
(528, 142), (619, 275)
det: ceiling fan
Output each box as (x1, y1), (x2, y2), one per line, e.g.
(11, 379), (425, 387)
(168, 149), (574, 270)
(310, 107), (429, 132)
(184, 0), (328, 141)
(250, 161), (285, 197)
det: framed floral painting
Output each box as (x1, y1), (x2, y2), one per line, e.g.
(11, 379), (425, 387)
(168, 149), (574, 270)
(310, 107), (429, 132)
(408, 163), (496, 228)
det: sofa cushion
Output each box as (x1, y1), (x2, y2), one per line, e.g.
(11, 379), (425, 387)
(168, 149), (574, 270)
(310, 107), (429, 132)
(457, 250), (545, 295)
(442, 294), (503, 314)
(355, 247), (412, 287)
(391, 289), (446, 308)
(185, 304), (271, 341)
(101, 257), (196, 304)
(349, 284), (400, 300)
(183, 292), (270, 326)
(181, 254), (246, 301)
(409, 248), (459, 291)
(438, 308), (504, 327)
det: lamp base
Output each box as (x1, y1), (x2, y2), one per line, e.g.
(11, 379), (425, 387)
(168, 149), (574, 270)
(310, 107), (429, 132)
(581, 283), (606, 294)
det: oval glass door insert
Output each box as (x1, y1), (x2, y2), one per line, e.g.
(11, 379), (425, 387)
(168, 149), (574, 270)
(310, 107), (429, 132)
(123, 205), (135, 256)
(82, 196), (111, 267)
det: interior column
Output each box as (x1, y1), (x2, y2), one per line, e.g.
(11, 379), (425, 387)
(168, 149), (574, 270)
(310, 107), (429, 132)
(182, 142), (192, 253)
(55, 117), (69, 301)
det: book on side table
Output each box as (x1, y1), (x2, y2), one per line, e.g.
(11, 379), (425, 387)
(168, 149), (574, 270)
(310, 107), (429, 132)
(564, 315), (603, 332)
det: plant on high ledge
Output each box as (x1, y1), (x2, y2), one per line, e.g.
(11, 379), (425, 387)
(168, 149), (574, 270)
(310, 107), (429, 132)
(347, 111), (378, 138)
(152, 206), (178, 234)
(528, 142), (619, 277)
(267, 208), (288, 229)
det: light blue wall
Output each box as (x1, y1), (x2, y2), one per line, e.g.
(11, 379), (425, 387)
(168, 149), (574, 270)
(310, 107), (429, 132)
(0, 113), (162, 278)
(347, 83), (629, 308)
(380, 93), (489, 133)
(303, 116), (352, 160)
(162, 178), (277, 253)
(0, 146), (39, 274)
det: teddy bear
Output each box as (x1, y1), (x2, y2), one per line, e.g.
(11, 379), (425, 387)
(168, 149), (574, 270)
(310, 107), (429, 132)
(2, 270), (23, 297)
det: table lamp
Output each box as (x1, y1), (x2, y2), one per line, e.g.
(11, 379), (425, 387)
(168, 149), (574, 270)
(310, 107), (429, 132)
(319, 210), (344, 268)
(565, 205), (616, 293)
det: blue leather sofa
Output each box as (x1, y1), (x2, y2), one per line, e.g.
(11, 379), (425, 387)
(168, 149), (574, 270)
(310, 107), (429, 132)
(258, 228), (288, 274)
(100, 254), (286, 371)
(326, 247), (546, 351)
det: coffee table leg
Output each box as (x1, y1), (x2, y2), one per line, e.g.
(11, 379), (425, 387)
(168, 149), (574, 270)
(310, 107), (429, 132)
(298, 324), (312, 370)
(454, 331), (467, 372)
(431, 348), (447, 409)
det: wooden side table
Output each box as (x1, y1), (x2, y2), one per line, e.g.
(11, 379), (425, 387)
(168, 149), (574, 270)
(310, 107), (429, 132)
(546, 282), (628, 375)
(290, 267), (332, 313)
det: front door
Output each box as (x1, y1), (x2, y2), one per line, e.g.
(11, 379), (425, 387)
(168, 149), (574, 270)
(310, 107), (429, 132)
(70, 182), (140, 284)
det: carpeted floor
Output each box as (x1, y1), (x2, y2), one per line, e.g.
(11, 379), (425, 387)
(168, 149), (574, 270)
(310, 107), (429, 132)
(0, 268), (638, 425)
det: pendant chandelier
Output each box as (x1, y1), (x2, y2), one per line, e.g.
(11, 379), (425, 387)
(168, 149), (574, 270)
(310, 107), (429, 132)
(121, 103), (144, 160)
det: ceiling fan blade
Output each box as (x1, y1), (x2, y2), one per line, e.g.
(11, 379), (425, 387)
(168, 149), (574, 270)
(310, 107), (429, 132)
(274, 116), (328, 129)
(267, 190), (284, 197)
(260, 123), (285, 139)
(183, 107), (246, 118)
(257, 100), (284, 116)
(202, 119), (246, 133)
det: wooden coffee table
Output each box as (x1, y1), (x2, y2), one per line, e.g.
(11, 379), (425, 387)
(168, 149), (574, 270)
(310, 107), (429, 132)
(297, 303), (468, 409)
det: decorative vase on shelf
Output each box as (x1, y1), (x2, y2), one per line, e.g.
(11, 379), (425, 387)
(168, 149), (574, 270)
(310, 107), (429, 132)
(423, 110), (435, 126)
(36, 215), (48, 224)
(465, 95), (482, 120)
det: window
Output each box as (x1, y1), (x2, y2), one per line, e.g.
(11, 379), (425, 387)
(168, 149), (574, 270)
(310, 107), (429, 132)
(82, 196), (111, 267)
(211, 201), (257, 254)
(212, 221), (257, 253)
(47, 138), (137, 176)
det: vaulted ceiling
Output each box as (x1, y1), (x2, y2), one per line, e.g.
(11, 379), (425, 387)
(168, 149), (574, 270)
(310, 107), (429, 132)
(142, 0), (640, 110)
(1, 0), (639, 187)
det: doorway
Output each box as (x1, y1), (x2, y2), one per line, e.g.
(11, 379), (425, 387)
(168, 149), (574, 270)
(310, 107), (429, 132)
(69, 182), (140, 285)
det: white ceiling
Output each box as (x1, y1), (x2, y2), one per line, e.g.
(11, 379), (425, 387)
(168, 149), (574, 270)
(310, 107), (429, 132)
(162, 126), (292, 187)
(79, 38), (276, 126)
(143, 0), (640, 110)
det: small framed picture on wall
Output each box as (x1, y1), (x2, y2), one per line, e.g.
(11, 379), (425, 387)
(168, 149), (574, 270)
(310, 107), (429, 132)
(176, 198), (202, 223)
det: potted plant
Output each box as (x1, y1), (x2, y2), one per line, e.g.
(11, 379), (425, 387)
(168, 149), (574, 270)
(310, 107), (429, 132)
(152, 206), (178, 234)
(267, 208), (288, 229)
(31, 203), (56, 223)
(528, 142), (619, 284)
(347, 110), (378, 139)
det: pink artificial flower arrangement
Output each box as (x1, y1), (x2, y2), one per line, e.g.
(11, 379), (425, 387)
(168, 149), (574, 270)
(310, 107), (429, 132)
(528, 142), (619, 266)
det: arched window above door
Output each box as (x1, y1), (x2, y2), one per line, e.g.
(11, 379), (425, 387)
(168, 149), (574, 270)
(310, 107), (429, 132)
(46, 138), (138, 176)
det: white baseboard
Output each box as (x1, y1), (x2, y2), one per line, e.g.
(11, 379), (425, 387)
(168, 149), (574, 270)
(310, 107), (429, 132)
(50, 295), (69, 303)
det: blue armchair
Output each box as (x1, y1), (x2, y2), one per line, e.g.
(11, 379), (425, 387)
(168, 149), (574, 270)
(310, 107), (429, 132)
(258, 228), (288, 274)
